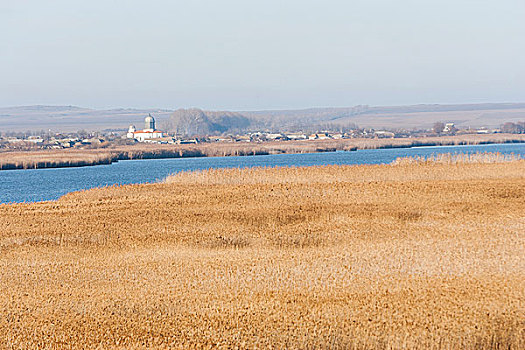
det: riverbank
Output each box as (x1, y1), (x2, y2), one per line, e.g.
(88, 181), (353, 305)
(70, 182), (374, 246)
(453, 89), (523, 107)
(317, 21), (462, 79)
(1, 133), (524, 170)
(1, 157), (523, 348)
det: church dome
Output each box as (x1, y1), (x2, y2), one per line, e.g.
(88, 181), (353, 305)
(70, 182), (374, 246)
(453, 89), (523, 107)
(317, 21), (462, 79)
(145, 114), (155, 130)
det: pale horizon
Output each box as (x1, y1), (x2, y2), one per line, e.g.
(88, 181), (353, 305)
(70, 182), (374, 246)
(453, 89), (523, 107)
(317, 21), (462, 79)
(3, 100), (525, 113)
(2, 0), (525, 111)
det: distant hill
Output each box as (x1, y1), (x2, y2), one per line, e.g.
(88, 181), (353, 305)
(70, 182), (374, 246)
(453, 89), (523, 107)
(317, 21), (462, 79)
(241, 103), (525, 131)
(0, 105), (172, 132)
(1, 103), (525, 133)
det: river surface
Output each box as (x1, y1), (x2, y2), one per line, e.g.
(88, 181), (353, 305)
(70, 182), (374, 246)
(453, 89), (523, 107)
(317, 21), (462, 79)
(1, 143), (523, 204)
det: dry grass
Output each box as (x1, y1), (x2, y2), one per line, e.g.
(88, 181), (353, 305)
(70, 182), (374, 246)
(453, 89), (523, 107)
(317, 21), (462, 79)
(0, 156), (524, 348)
(1, 133), (524, 170)
(392, 151), (524, 165)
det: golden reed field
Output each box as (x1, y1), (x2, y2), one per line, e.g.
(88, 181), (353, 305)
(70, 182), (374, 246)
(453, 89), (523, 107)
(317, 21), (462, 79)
(0, 153), (524, 349)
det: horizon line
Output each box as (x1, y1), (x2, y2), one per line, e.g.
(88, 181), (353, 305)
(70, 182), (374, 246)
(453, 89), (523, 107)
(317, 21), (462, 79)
(2, 101), (525, 112)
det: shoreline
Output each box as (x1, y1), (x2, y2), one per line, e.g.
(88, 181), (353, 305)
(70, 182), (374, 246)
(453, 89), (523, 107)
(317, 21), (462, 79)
(1, 134), (524, 171)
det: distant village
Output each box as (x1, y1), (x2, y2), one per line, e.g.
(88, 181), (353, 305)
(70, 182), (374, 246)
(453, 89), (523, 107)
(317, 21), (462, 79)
(0, 114), (523, 151)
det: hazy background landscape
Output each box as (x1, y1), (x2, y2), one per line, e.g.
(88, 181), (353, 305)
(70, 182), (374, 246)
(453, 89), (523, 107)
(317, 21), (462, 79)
(3, 102), (525, 132)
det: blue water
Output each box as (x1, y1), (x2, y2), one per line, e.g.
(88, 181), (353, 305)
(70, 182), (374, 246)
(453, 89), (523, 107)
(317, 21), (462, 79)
(0, 143), (523, 204)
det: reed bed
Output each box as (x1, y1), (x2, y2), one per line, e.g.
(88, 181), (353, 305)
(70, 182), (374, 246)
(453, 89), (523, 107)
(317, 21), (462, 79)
(165, 152), (525, 186)
(1, 133), (524, 170)
(392, 151), (523, 165)
(0, 150), (115, 170)
(0, 157), (524, 348)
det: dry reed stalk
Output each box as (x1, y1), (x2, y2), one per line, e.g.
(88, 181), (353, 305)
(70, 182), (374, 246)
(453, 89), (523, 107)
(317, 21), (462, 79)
(0, 158), (524, 348)
(392, 151), (523, 165)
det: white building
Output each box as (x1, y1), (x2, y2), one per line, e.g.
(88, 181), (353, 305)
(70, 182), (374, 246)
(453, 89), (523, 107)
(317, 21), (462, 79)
(127, 114), (164, 141)
(443, 123), (455, 133)
(27, 136), (44, 144)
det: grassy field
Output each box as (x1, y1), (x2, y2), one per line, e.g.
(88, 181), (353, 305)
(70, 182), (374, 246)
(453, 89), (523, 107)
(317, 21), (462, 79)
(0, 154), (524, 348)
(1, 133), (524, 170)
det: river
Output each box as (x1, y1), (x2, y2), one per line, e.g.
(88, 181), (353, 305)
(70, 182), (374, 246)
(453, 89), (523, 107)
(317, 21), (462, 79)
(1, 143), (523, 204)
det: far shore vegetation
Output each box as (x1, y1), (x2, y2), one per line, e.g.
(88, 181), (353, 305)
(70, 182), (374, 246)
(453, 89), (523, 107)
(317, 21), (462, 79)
(0, 133), (524, 170)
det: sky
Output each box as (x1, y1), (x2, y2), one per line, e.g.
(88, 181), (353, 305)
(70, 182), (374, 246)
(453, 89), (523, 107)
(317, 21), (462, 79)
(1, 0), (524, 110)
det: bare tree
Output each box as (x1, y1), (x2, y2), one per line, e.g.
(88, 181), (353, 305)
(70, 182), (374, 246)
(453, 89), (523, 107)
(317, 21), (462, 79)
(433, 122), (445, 134)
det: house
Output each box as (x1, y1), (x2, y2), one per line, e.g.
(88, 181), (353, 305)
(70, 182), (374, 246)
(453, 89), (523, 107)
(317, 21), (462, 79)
(374, 131), (395, 138)
(316, 133), (331, 140)
(443, 123), (456, 133)
(286, 133), (307, 140)
(266, 133), (286, 140)
(27, 136), (44, 144)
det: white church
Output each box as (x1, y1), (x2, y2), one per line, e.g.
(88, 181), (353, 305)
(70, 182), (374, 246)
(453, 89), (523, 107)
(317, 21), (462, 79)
(127, 114), (164, 142)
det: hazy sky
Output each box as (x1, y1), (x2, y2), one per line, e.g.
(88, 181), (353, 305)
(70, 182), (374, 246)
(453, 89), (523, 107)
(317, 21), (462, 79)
(1, 0), (524, 110)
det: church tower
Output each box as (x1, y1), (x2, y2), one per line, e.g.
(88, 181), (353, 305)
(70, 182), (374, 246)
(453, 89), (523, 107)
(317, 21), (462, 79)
(144, 114), (155, 131)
